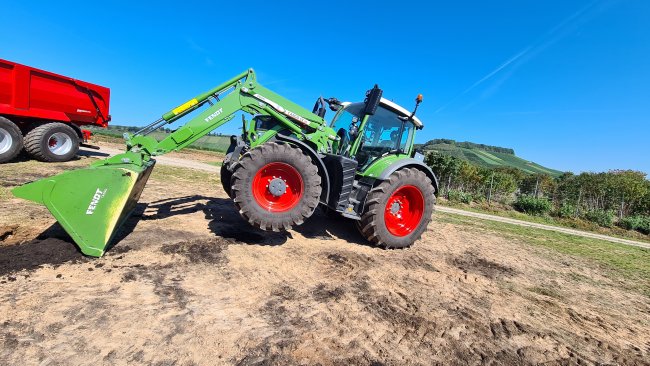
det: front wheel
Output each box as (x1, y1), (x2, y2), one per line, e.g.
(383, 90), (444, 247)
(230, 142), (321, 231)
(357, 168), (435, 248)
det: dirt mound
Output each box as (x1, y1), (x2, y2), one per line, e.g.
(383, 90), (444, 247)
(0, 234), (85, 278)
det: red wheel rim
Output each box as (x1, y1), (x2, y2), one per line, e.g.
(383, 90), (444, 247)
(384, 185), (424, 237)
(252, 162), (304, 212)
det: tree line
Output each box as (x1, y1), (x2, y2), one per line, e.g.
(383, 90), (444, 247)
(425, 152), (650, 234)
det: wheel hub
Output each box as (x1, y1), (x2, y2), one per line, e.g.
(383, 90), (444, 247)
(389, 201), (401, 216)
(0, 127), (12, 155)
(268, 177), (287, 197)
(384, 185), (425, 237)
(252, 162), (304, 212)
(47, 132), (73, 155)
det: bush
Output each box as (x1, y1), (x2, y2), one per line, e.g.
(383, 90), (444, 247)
(447, 189), (472, 204)
(583, 209), (615, 228)
(619, 215), (650, 234)
(555, 202), (576, 218)
(513, 195), (552, 216)
(473, 195), (486, 204)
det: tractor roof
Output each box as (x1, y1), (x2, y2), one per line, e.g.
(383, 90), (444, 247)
(343, 99), (423, 128)
(379, 98), (423, 128)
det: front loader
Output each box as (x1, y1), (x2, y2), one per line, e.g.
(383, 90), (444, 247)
(13, 69), (439, 257)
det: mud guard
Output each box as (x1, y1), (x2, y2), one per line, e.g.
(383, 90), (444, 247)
(377, 158), (439, 195)
(273, 134), (330, 204)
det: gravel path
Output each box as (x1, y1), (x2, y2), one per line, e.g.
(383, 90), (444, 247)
(437, 206), (650, 250)
(80, 145), (219, 173)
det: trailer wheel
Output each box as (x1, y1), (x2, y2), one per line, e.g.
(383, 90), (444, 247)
(24, 123), (79, 162)
(230, 142), (321, 231)
(0, 117), (24, 163)
(357, 168), (435, 248)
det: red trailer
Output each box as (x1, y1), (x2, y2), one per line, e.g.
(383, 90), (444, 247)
(0, 59), (110, 163)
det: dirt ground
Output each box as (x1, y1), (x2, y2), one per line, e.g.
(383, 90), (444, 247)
(1, 152), (649, 365)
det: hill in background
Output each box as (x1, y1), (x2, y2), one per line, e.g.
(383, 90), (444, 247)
(417, 139), (563, 177)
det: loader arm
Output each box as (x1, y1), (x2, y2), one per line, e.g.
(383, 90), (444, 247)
(123, 68), (337, 158)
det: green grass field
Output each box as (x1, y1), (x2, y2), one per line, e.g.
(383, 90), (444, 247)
(90, 126), (232, 153)
(439, 199), (650, 244)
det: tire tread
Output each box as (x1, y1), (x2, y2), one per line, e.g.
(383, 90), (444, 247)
(357, 168), (436, 248)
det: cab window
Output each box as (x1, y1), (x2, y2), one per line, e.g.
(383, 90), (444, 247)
(355, 106), (412, 169)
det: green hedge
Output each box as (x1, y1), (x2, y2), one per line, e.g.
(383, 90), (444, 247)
(583, 209), (616, 228)
(513, 195), (552, 216)
(555, 202), (576, 218)
(619, 215), (650, 234)
(447, 190), (473, 204)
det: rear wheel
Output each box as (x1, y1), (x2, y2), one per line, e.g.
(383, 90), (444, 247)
(24, 122), (79, 162)
(230, 142), (321, 231)
(357, 168), (435, 248)
(0, 116), (23, 163)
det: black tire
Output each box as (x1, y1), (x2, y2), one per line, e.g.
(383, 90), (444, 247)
(230, 142), (321, 231)
(357, 168), (435, 248)
(0, 116), (24, 163)
(220, 156), (233, 197)
(24, 122), (79, 162)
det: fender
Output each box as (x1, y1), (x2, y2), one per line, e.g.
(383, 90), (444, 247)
(274, 134), (330, 203)
(377, 158), (439, 195)
(65, 122), (84, 140)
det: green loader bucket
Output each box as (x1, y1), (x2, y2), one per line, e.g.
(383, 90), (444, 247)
(12, 156), (155, 257)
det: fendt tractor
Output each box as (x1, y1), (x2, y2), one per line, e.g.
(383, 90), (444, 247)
(13, 69), (439, 257)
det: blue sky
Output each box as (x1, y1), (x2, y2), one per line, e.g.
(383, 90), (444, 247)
(1, 0), (648, 174)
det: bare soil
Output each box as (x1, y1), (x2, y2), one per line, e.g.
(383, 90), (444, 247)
(1, 153), (649, 365)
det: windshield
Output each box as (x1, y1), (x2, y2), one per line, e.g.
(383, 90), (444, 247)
(331, 103), (412, 167)
(330, 103), (363, 133)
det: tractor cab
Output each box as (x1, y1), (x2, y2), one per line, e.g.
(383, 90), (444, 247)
(329, 98), (423, 170)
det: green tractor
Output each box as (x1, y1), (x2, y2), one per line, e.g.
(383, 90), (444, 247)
(13, 69), (438, 257)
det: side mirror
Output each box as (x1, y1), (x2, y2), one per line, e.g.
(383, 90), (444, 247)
(325, 97), (342, 111)
(363, 84), (383, 115)
(312, 96), (327, 118)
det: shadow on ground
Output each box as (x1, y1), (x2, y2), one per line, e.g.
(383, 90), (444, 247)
(0, 195), (371, 273)
(144, 195), (369, 247)
(0, 203), (147, 274)
(77, 149), (111, 158)
(0, 224), (86, 276)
